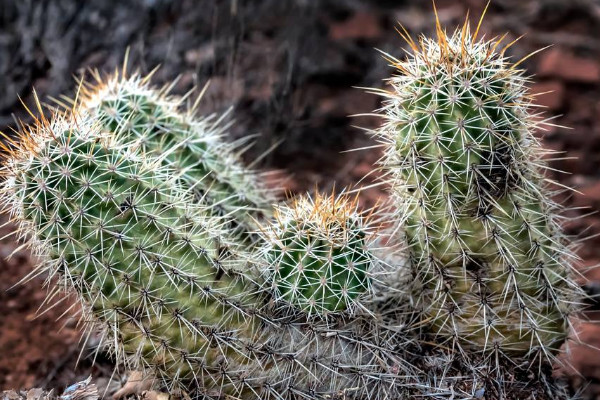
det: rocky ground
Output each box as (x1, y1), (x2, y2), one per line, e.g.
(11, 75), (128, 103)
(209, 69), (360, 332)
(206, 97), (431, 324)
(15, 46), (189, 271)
(1, 0), (600, 397)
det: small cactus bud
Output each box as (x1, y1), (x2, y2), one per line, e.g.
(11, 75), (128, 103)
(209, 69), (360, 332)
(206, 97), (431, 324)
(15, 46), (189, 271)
(258, 192), (379, 316)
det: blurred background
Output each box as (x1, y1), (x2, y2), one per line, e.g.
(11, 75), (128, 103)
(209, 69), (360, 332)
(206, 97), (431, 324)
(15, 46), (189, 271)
(1, 0), (600, 397)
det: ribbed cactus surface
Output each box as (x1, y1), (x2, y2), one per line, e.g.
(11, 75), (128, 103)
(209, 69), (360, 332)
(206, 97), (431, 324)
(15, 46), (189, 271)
(377, 23), (580, 357)
(1, 113), (414, 399)
(75, 72), (272, 241)
(259, 193), (375, 316)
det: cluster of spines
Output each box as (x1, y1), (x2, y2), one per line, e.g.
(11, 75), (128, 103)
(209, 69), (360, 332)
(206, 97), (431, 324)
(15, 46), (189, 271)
(62, 70), (274, 243)
(258, 192), (382, 317)
(0, 112), (418, 399)
(376, 14), (582, 361)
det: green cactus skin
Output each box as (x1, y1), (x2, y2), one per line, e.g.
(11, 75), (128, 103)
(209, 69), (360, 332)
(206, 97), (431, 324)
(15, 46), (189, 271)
(74, 71), (273, 242)
(5, 115), (256, 386)
(376, 21), (582, 359)
(1, 114), (416, 399)
(259, 193), (376, 317)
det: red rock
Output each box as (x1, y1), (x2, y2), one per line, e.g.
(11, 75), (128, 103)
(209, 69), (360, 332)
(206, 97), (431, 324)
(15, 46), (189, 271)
(543, 141), (583, 176)
(567, 92), (597, 122)
(538, 48), (600, 83)
(540, 137), (564, 155)
(561, 214), (600, 239)
(531, 80), (565, 110)
(174, 71), (194, 92)
(193, 77), (244, 114)
(247, 80), (274, 102)
(318, 96), (338, 115)
(329, 12), (382, 41)
(532, 114), (560, 137)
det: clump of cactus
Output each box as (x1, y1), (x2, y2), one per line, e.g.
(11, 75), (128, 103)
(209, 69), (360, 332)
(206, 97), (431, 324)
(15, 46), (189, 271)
(0, 6), (591, 400)
(68, 70), (274, 242)
(258, 192), (380, 317)
(0, 112), (415, 399)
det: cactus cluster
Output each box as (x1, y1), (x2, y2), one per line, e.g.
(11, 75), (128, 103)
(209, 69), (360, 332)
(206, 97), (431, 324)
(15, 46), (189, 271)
(1, 104), (414, 399)
(0, 8), (590, 400)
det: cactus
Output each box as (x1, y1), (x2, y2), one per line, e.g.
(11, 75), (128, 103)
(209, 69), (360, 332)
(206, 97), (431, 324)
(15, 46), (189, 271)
(375, 12), (582, 361)
(3, 114), (255, 384)
(3, 7), (592, 399)
(258, 192), (379, 317)
(69, 71), (273, 242)
(1, 112), (415, 399)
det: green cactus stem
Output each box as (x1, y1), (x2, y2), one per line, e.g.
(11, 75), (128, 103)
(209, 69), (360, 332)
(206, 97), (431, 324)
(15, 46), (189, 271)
(375, 15), (582, 359)
(1, 112), (415, 399)
(70, 71), (273, 242)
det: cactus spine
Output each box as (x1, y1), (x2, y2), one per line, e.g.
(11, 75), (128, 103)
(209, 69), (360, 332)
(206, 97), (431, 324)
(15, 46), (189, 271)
(376, 14), (581, 360)
(73, 71), (272, 242)
(1, 113), (415, 399)
(258, 192), (378, 316)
